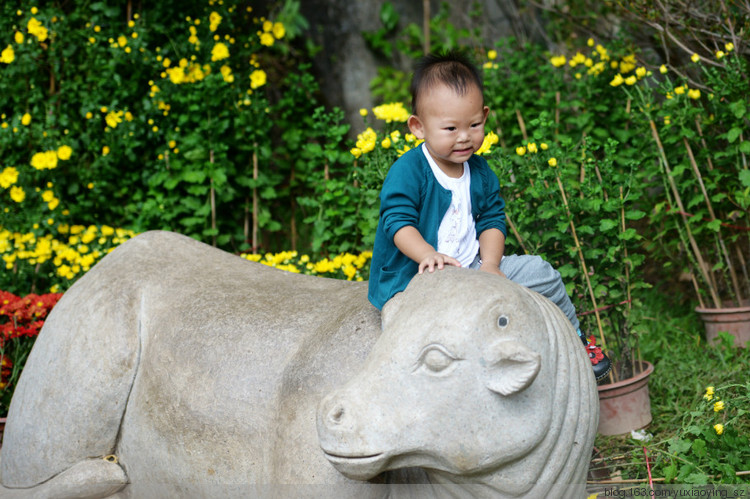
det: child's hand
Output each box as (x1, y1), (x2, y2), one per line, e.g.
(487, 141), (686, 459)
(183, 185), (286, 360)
(479, 261), (506, 278)
(418, 252), (461, 274)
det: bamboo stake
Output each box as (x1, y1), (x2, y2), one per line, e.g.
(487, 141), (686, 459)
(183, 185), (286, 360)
(422, 0), (430, 54)
(555, 174), (615, 383)
(515, 109), (528, 141)
(555, 91), (560, 137)
(690, 273), (707, 309)
(252, 144), (259, 252)
(244, 195), (250, 244)
(648, 120), (721, 308)
(505, 213), (528, 255)
(620, 186), (639, 373)
(290, 165), (297, 252)
(209, 149), (216, 247)
(683, 137), (742, 304)
(694, 118), (714, 171)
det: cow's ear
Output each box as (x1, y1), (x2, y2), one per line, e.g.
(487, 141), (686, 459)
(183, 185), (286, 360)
(482, 340), (541, 396)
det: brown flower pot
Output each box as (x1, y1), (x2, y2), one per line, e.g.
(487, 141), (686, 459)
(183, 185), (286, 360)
(695, 304), (750, 348)
(597, 361), (654, 436)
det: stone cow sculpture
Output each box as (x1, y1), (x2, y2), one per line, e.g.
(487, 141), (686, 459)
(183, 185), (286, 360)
(0, 231), (597, 498)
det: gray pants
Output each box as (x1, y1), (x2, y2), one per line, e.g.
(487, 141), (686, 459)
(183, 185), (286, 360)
(469, 254), (580, 331)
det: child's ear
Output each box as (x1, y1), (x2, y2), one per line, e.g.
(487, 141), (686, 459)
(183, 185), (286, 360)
(407, 114), (424, 139)
(482, 106), (490, 122)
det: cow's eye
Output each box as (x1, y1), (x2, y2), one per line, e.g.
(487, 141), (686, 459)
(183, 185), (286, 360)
(415, 344), (459, 375)
(498, 315), (509, 328)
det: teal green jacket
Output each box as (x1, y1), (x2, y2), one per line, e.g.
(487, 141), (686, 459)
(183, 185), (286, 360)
(367, 145), (507, 310)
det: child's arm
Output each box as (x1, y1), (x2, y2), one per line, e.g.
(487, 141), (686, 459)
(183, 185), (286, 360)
(394, 226), (461, 274)
(478, 228), (507, 277)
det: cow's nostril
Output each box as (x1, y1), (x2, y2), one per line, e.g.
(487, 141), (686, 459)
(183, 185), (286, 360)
(328, 403), (345, 424)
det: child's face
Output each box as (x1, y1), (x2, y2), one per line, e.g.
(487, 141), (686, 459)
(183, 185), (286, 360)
(407, 82), (489, 176)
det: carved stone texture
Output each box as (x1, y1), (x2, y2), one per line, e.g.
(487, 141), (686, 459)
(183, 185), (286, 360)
(0, 231), (597, 498)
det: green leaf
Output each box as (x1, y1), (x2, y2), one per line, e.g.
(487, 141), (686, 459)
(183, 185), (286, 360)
(739, 141), (750, 154)
(625, 210), (646, 220)
(706, 219), (722, 232)
(691, 438), (707, 458)
(727, 127), (742, 143)
(182, 170), (207, 183)
(599, 219), (618, 232)
(729, 100), (747, 119)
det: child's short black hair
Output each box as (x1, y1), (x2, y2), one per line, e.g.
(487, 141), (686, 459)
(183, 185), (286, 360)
(410, 50), (484, 115)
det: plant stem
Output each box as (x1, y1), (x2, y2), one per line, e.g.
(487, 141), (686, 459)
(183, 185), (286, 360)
(683, 137), (742, 304)
(620, 186), (639, 372)
(209, 149), (216, 247)
(505, 213), (528, 255)
(649, 120), (721, 308)
(252, 144), (259, 252)
(555, 174), (614, 382)
(515, 109), (528, 141)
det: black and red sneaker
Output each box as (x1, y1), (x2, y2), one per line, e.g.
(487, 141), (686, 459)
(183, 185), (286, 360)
(582, 335), (611, 381)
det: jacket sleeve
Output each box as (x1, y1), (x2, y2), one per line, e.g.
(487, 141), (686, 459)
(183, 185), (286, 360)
(474, 161), (507, 237)
(379, 157), (423, 242)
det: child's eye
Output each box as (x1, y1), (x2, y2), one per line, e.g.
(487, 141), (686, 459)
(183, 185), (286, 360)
(444, 127), (456, 131)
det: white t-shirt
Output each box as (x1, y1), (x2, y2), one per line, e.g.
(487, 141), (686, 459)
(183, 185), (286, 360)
(422, 144), (479, 267)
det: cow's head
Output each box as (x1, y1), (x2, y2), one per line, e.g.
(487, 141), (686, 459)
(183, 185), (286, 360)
(316, 267), (565, 482)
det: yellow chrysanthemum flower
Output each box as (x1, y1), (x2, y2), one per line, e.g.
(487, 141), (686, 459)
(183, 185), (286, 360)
(713, 400), (725, 412)
(105, 110), (124, 128)
(10, 185), (26, 203)
(30, 150), (59, 170)
(209, 11), (222, 32)
(0, 45), (14, 64)
(27, 17), (48, 42)
(220, 65), (234, 83)
(272, 22), (285, 40)
(57, 145), (73, 160)
(372, 102), (409, 123)
(687, 88), (701, 100)
(549, 55), (566, 68)
(704, 386), (715, 400)
(475, 131), (499, 155)
(714, 424), (724, 435)
(259, 32), (274, 47)
(515, 146), (526, 156)
(0, 166), (20, 188)
(14, 32), (24, 44)
(21, 113), (31, 126)
(610, 74), (624, 87)
(249, 69), (266, 89)
(548, 157), (557, 167)
(211, 42), (230, 61)
(691, 53), (700, 63)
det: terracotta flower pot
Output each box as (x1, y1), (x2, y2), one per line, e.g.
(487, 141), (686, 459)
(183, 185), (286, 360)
(597, 361), (654, 436)
(695, 304), (750, 348)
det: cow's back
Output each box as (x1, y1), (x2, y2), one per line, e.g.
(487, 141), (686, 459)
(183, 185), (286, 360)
(2, 231), (381, 491)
